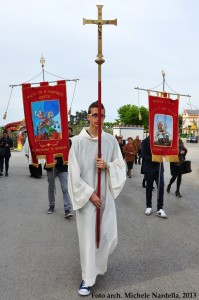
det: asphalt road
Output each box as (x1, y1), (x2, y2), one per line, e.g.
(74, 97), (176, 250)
(0, 142), (198, 300)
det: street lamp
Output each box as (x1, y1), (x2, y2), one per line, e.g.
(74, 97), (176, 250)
(40, 54), (45, 81)
(162, 70), (165, 92)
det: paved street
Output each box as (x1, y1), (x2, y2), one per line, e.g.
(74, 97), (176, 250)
(0, 142), (199, 300)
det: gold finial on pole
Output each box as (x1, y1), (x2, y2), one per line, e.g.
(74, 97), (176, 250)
(40, 54), (45, 81)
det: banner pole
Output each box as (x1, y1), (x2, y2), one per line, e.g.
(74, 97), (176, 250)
(9, 79), (79, 88)
(134, 87), (191, 98)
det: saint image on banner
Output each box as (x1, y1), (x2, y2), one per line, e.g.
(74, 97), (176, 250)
(31, 100), (62, 141)
(154, 114), (173, 147)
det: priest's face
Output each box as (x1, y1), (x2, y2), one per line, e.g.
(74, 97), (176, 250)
(87, 107), (106, 129)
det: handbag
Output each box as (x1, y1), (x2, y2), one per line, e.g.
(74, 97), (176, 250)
(182, 160), (192, 174)
(0, 147), (6, 158)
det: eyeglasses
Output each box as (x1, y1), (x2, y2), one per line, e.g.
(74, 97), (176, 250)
(88, 113), (106, 118)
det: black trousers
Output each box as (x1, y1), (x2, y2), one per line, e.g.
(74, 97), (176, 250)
(145, 169), (164, 211)
(0, 156), (10, 173)
(29, 164), (42, 178)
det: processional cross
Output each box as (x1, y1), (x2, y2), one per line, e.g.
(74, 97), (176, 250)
(83, 5), (117, 248)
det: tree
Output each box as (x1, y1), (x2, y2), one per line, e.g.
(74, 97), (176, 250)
(117, 104), (148, 129)
(69, 110), (87, 125)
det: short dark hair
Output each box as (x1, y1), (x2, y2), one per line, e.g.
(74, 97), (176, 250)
(88, 101), (105, 114)
(69, 127), (73, 132)
(127, 137), (133, 141)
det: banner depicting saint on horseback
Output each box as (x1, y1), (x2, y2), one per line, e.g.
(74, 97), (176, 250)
(32, 100), (61, 141)
(22, 80), (69, 167)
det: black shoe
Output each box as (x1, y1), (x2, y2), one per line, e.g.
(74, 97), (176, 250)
(166, 184), (171, 193)
(175, 191), (182, 198)
(47, 206), (55, 214)
(0, 173), (3, 176)
(5, 173), (8, 177)
(65, 210), (73, 218)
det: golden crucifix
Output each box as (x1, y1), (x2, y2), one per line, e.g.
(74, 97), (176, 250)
(83, 5), (117, 248)
(83, 5), (117, 68)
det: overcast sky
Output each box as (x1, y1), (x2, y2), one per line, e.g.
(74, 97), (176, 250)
(0, 0), (198, 126)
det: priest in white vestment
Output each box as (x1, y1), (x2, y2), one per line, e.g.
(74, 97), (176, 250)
(68, 101), (126, 296)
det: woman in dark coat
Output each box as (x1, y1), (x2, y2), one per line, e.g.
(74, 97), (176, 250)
(0, 130), (13, 176)
(167, 137), (187, 197)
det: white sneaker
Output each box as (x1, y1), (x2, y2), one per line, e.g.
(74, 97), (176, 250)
(78, 280), (91, 296)
(156, 209), (167, 219)
(145, 207), (152, 215)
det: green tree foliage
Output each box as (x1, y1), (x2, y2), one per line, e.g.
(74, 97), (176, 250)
(117, 104), (149, 129)
(69, 110), (88, 125)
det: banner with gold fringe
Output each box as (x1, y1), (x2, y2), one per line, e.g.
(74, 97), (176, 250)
(22, 80), (69, 167)
(149, 94), (179, 162)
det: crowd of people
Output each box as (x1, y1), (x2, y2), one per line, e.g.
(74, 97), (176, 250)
(116, 132), (188, 220)
(0, 102), (190, 296)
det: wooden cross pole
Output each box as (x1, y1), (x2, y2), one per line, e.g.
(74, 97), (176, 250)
(83, 5), (117, 248)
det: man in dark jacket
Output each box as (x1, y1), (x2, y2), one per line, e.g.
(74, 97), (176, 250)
(141, 136), (167, 218)
(0, 130), (13, 176)
(45, 157), (73, 218)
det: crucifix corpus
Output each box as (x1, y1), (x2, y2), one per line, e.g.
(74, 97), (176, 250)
(83, 5), (117, 248)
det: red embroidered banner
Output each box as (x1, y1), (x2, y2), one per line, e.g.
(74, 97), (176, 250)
(149, 94), (179, 157)
(22, 80), (69, 167)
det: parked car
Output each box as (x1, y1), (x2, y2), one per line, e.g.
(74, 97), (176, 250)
(186, 135), (198, 143)
(186, 135), (192, 143)
(190, 136), (198, 143)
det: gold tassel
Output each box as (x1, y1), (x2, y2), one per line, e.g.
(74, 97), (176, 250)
(3, 112), (7, 120)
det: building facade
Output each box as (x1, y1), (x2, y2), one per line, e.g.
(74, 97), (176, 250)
(182, 109), (199, 136)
